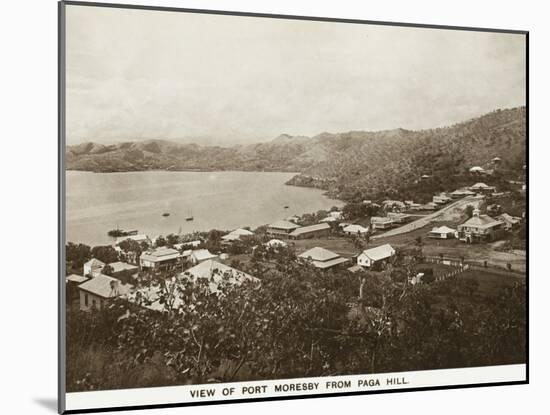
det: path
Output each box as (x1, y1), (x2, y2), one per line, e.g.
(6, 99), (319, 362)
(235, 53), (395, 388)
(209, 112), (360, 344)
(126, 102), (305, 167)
(372, 195), (484, 239)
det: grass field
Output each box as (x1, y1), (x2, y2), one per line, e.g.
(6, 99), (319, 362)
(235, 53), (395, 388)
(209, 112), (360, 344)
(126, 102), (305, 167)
(457, 267), (525, 296)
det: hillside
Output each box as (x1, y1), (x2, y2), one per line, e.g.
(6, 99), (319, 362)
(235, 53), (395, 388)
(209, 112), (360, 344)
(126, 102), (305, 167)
(66, 107), (526, 201)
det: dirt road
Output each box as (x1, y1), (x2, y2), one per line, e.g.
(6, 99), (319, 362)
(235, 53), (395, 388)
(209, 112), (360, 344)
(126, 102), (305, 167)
(372, 195), (484, 239)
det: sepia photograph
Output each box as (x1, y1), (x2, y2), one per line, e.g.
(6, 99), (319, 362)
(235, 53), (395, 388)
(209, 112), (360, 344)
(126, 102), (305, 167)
(60, 1), (527, 412)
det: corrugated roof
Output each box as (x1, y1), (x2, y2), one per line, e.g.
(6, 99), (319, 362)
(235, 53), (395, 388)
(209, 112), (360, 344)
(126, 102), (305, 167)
(140, 248), (181, 262)
(343, 224), (369, 233)
(309, 257), (349, 269)
(191, 249), (218, 261)
(66, 274), (88, 284)
(430, 226), (456, 234)
(84, 258), (105, 268)
(268, 220), (301, 230)
(460, 214), (502, 229)
(299, 247), (340, 262)
(78, 274), (132, 298)
(289, 222), (330, 236)
(471, 182), (489, 189)
(108, 261), (138, 273)
(361, 244), (395, 262)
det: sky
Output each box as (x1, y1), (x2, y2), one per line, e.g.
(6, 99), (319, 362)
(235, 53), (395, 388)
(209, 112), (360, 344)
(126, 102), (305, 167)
(65, 5), (526, 146)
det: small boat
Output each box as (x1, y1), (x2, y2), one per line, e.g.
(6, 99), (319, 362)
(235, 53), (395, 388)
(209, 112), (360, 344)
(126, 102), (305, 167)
(185, 209), (193, 221)
(284, 205), (289, 209)
(162, 212), (170, 217)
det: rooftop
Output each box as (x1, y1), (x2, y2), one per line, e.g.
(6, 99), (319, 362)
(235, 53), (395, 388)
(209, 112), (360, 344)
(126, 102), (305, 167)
(108, 261), (139, 274)
(268, 220), (301, 230)
(84, 258), (105, 268)
(299, 247), (341, 262)
(361, 244), (395, 262)
(343, 224), (369, 233)
(140, 248), (181, 262)
(66, 274), (88, 284)
(78, 274), (132, 298)
(289, 222), (330, 237)
(191, 249), (218, 261)
(460, 214), (503, 229)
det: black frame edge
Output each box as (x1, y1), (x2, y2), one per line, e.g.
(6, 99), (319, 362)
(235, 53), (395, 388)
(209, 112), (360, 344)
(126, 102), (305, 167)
(58, 1), (67, 414)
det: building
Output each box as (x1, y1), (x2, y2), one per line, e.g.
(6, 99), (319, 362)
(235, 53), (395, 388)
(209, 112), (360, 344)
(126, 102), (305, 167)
(496, 213), (522, 230)
(221, 228), (254, 242)
(382, 200), (407, 211)
(419, 202), (438, 211)
(107, 261), (139, 283)
(428, 226), (457, 239)
(433, 194), (452, 205)
(387, 212), (411, 223)
(65, 274), (88, 284)
(266, 220), (301, 237)
(298, 247), (349, 269)
(370, 216), (393, 230)
(78, 274), (132, 311)
(469, 166), (486, 174)
(450, 188), (476, 198)
(289, 222), (331, 239)
(139, 247), (182, 270)
(328, 211), (344, 220)
(83, 258), (105, 277)
(189, 249), (218, 265)
(320, 216), (338, 223)
(457, 209), (505, 243)
(173, 240), (202, 250)
(342, 224), (369, 235)
(469, 182), (496, 194)
(357, 244), (396, 269)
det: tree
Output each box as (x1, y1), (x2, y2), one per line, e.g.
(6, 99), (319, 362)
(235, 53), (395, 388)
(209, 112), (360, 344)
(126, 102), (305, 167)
(465, 205), (475, 218)
(66, 242), (91, 271)
(91, 245), (119, 264)
(155, 236), (167, 248)
(102, 264), (114, 276)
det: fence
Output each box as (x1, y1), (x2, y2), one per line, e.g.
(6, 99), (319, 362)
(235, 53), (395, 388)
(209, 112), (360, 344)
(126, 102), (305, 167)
(422, 255), (471, 282)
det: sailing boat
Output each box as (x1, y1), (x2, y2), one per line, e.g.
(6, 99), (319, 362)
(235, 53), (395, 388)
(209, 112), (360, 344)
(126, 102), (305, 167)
(185, 209), (194, 221)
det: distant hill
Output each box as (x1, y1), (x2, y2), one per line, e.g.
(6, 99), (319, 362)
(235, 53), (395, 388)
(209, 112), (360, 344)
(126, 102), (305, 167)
(66, 107), (526, 201)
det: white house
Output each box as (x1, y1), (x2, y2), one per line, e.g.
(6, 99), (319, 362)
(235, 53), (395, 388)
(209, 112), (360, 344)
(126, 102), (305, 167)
(342, 224), (369, 235)
(189, 249), (218, 265)
(328, 211), (344, 220)
(428, 226), (457, 239)
(357, 244), (396, 268)
(139, 247), (182, 270)
(78, 274), (132, 311)
(83, 258), (105, 277)
(266, 220), (301, 236)
(370, 217), (393, 230)
(221, 228), (254, 242)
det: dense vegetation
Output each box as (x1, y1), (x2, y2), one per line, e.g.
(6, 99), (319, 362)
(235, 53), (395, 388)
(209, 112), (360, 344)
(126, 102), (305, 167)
(66, 250), (526, 392)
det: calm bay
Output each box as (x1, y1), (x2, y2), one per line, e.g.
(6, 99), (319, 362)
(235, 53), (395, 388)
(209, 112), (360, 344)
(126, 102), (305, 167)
(66, 170), (343, 246)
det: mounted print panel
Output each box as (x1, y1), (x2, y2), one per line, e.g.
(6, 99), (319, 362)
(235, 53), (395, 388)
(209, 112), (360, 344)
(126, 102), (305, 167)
(59, 1), (528, 413)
